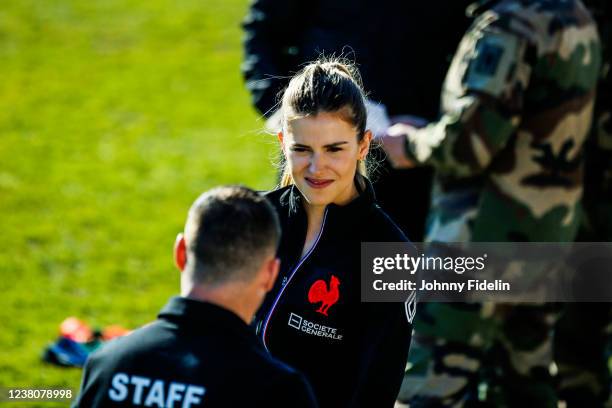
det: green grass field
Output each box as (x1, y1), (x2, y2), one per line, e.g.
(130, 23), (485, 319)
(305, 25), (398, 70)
(0, 0), (275, 405)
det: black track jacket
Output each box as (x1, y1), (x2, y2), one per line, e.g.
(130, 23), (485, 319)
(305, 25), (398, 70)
(256, 180), (415, 407)
(73, 297), (318, 407)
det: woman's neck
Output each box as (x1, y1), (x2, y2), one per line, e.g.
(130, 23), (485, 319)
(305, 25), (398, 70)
(304, 202), (326, 224)
(333, 178), (361, 207)
(299, 179), (361, 257)
(301, 203), (326, 258)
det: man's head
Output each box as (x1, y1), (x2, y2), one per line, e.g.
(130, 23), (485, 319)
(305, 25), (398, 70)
(174, 186), (281, 322)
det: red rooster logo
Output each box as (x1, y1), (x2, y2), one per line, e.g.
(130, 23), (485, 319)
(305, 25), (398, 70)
(307, 275), (340, 316)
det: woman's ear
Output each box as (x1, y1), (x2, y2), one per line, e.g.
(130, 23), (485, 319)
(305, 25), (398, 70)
(277, 131), (286, 156)
(359, 130), (373, 160)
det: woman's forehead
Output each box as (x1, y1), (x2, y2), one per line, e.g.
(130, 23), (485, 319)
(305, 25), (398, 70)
(285, 112), (358, 144)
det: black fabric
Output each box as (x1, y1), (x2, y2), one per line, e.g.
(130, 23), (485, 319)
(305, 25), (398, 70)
(255, 179), (414, 408)
(73, 297), (318, 407)
(242, 0), (473, 120)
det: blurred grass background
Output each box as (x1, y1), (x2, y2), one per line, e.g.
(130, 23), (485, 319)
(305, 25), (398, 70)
(0, 0), (274, 404)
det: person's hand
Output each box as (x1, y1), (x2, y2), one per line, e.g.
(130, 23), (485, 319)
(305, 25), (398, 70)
(380, 123), (417, 168)
(364, 99), (391, 138)
(264, 109), (283, 133)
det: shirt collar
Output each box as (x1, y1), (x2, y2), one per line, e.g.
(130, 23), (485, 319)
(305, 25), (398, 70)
(158, 296), (259, 343)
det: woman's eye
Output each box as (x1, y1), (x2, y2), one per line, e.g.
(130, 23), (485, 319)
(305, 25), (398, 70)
(328, 147), (342, 152)
(291, 147), (308, 152)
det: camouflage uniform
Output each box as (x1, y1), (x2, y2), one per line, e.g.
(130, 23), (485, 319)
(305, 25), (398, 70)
(394, 0), (602, 406)
(554, 1), (612, 406)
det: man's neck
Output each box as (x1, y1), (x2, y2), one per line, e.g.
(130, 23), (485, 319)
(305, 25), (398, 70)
(181, 284), (253, 324)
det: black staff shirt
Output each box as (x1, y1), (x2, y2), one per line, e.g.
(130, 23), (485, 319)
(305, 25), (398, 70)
(73, 296), (318, 407)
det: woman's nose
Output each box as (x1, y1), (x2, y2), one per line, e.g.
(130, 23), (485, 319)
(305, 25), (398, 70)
(308, 152), (325, 173)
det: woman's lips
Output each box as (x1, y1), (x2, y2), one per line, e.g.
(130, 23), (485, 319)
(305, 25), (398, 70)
(305, 177), (333, 189)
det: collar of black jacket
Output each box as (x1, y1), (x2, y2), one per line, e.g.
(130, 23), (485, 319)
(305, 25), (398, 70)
(158, 296), (258, 343)
(281, 174), (377, 217)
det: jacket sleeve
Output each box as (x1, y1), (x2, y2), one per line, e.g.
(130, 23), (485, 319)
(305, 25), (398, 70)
(403, 13), (535, 178)
(241, 0), (305, 116)
(349, 302), (412, 407)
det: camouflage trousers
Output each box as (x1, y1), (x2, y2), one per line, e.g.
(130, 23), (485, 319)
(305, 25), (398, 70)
(397, 302), (562, 407)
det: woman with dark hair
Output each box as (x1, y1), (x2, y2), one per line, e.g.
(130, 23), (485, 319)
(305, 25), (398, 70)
(255, 58), (415, 407)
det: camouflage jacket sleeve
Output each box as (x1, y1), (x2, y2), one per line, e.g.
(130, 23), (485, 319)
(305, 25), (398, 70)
(404, 11), (534, 178)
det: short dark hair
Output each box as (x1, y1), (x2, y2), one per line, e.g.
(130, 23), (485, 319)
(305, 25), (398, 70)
(184, 186), (280, 284)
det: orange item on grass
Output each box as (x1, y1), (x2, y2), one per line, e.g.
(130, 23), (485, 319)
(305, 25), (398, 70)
(102, 325), (131, 340)
(60, 317), (93, 343)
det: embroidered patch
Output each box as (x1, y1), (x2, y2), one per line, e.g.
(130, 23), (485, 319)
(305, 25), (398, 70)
(405, 290), (417, 324)
(464, 31), (520, 97)
(307, 275), (340, 316)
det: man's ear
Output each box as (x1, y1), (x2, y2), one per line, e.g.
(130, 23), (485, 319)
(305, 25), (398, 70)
(263, 257), (280, 292)
(359, 130), (373, 160)
(174, 233), (187, 271)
